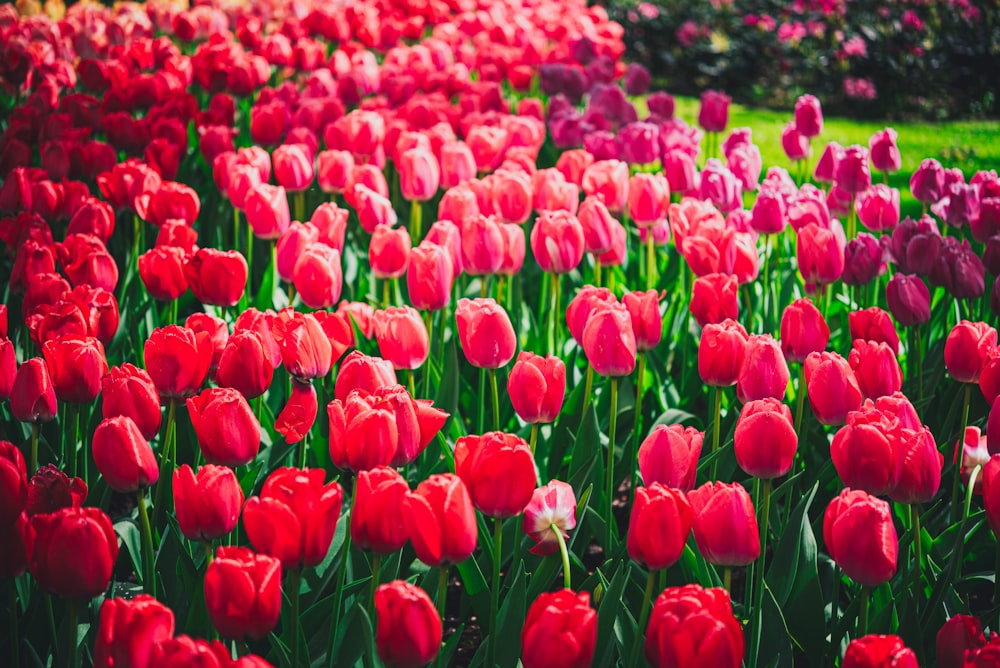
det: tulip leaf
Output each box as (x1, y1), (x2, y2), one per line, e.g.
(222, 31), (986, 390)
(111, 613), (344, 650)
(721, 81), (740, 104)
(768, 482), (819, 606)
(434, 338), (461, 428)
(649, 407), (700, 430)
(439, 622), (466, 667)
(496, 563), (527, 668)
(113, 518), (143, 587)
(253, 251), (278, 312)
(594, 564), (628, 668)
(754, 581), (794, 668)
(546, 377), (586, 480)
(569, 401), (601, 491)
(335, 602), (375, 668)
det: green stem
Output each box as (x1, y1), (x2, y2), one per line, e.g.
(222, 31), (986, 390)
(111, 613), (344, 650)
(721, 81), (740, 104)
(529, 423), (539, 456)
(411, 200), (423, 243)
(45, 595), (58, 666)
(750, 478), (772, 668)
(480, 276), (489, 299)
(857, 586), (870, 637)
(582, 366), (594, 412)
(489, 369), (501, 432)
(423, 311), (434, 398)
(478, 369), (486, 435)
(952, 383), (972, 523)
(831, 570), (841, 656)
(645, 232), (656, 290)
(294, 191), (305, 224)
(205, 541), (214, 566)
(136, 490), (156, 597)
(794, 365), (807, 435)
(383, 278), (390, 310)
(368, 554), (382, 618)
(594, 257), (602, 287)
(762, 234), (771, 330)
(915, 324), (924, 402)
(9, 580), (19, 668)
(548, 273), (559, 355)
(30, 423), (39, 475)
(289, 568), (302, 668)
(911, 504), (922, 598)
(297, 431), (308, 470)
(65, 404), (78, 478)
(327, 483), (355, 668)
(233, 207), (241, 255)
(631, 353), (646, 499)
(724, 567), (733, 593)
(68, 601), (79, 668)
(606, 378), (620, 550)
(247, 225), (254, 300)
(628, 570), (657, 668)
(711, 386), (722, 481)
(552, 523), (572, 590)
(152, 399), (177, 532)
(437, 566), (448, 622)
(488, 518), (503, 668)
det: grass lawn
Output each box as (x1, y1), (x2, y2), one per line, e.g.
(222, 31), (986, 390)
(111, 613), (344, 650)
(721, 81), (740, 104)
(665, 96), (1000, 219)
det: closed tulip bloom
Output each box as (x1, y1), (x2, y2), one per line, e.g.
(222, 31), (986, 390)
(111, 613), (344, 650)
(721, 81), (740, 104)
(498, 223), (527, 276)
(619, 122), (661, 165)
(794, 94), (823, 138)
(782, 121), (810, 161)
(835, 145), (872, 195)
(41, 335), (107, 404)
(856, 185), (900, 232)
(487, 170), (532, 226)
(797, 223), (844, 287)
(351, 467), (409, 554)
(371, 385), (448, 469)
(691, 273), (739, 328)
(461, 214), (505, 276)
(750, 187), (787, 235)
(0, 442), (26, 525)
(521, 589), (597, 668)
(886, 274), (931, 327)
(311, 203), (349, 251)
(566, 286), (618, 346)
(274, 380), (319, 445)
(736, 335), (790, 403)
(354, 185), (398, 234)
(275, 221), (320, 283)
(688, 482), (760, 567)
(373, 306), (429, 370)
(407, 242), (454, 312)
(804, 352), (864, 426)
(645, 585), (744, 668)
(25, 465), (87, 517)
(529, 209), (584, 274)
(293, 243), (342, 309)
(888, 427), (942, 505)
(94, 595), (175, 668)
(910, 158), (945, 204)
(734, 398), (798, 479)
(375, 581), (443, 668)
(622, 290), (664, 352)
(780, 298), (829, 363)
(27, 506), (118, 598)
(328, 390), (399, 472)
(440, 141), (477, 189)
(628, 173), (670, 227)
(831, 408), (903, 495)
(508, 352), (566, 425)
(945, 321), (997, 384)
(216, 331), (273, 400)
(150, 636), (231, 667)
(581, 160), (629, 213)
(270, 309), (333, 381)
(842, 233), (886, 286)
(243, 467), (344, 569)
(668, 150), (703, 194)
(455, 432), (537, 518)
(843, 635), (917, 668)
(92, 416), (158, 493)
(317, 150), (354, 194)
(698, 90), (731, 133)
(185, 248), (248, 307)
(138, 247), (188, 301)
(937, 615), (987, 668)
(173, 464), (244, 542)
(814, 141), (843, 184)
(455, 298), (517, 369)
(522, 480), (577, 556)
(187, 387), (261, 468)
(0, 339), (13, 402)
(369, 225), (411, 281)
(583, 301), (637, 377)
(333, 351), (397, 402)
(698, 319), (748, 387)
(185, 313), (229, 376)
(848, 340), (903, 400)
(404, 473), (478, 567)
(273, 144), (314, 192)
(869, 128), (901, 174)
(578, 196), (617, 255)
(204, 546), (281, 641)
(824, 488), (898, 587)
(627, 483), (693, 570)
(245, 184), (291, 240)
(849, 307), (900, 355)
(399, 147), (441, 202)
(638, 424), (703, 491)
(11, 357), (58, 423)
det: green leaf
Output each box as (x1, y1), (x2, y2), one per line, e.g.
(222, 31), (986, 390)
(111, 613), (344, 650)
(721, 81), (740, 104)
(755, 581), (794, 668)
(547, 378), (586, 481)
(434, 339), (461, 425)
(569, 402), (601, 491)
(595, 564), (629, 668)
(336, 602), (375, 668)
(113, 519), (143, 586)
(768, 482), (819, 606)
(496, 563), (527, 668)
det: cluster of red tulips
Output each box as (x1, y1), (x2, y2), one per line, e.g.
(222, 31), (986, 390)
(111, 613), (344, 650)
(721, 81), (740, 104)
(2, 0), (1000, 666)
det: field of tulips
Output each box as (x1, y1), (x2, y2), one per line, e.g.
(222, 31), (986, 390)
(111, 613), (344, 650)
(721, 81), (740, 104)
(4, 0), (1000, 666)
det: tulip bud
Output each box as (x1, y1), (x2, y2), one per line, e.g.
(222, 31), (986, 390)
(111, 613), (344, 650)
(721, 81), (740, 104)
(848, 340), (903, 400)
(736, 335), (790, 403)
(734, 398), (797, 479)
(698, 319), (748, 387)
(849, 307), (900, 355)
(691, 273), (738, 328)
(403, 473), (478, 567)
(245, 184), (291, 240)
(374, 581), (443, 668)
(824, 488), (898, 587)
(780, 298), (829, 363)
(352, 467), (409, 554)
(936, 615), (987, 668)
(688, 481), (760, 567)
(804, 352), (864, 426)
(627, 483), (693, 570)
(521, 589), (597, 668)
(455, 298), (517, 370)
(886, 274), (931, 327)
(521, 480), (577, 556)
(27, 506), (118, 598)
(11, 357), (58, 423)
(94, 595), (175, 668)
(638, 425), (703, 492)
(204, 546), (282, 641)
(369, 225), (411, 280)
(187, 388), (262, 467)
(842, 635), (917, 668)
(173, 464), (244, 543)
(645, 585), (744, 668)
(92, 416), (159, 493)
(945, 321), (998, 384)
(698, 90), (731, 133)
(530, 209), (585, 274)
(507, 352), (566, 425)
(794, 94), (823, 138)
(869, 128), (901, 174)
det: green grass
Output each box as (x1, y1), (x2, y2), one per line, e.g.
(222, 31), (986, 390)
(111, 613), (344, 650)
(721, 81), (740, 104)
(664, 96), (1000, 219)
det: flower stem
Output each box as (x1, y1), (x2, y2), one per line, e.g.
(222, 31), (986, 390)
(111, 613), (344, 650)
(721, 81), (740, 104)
(489, 368), (501, 432)
(45, 595), (58, 665)
(631, 353), (647, 499)
(65, 404), (78, 478)
(233, 207), (241, 255)
(529, 423), (539, 456)
(952, 383), (972, 523)
(411, 200), (423, 243)
(294, 191), (305, 224)
(710, 386), (722, 481)
(246, 225), (254, 299)
(627, 570), (657, 668)
(289, 568), (302, 668)
(152, 399), (177, 532)
(724, 567), (733, 593)
(136, 490), (157, 597)
(915, 323), (924, 402)
(594, 257), (602, 287)
(552, 522), (572, 590)
(68, 601), (79, 668)
(794, 365), (807, 435)
(857, 586), (870, 637)
(911, 504), (923, 598)
(582, 365), (594, 412)
(368, 554), (382, 618)
(548, 273), (560, 354)
(30, 423), (39, 475)
(382, 278), (390, 309)
(478, 369), (486, 435)
(488, 517), (503, 668)
(9, 580), (19, 668)
(327, 481), (355, 668)
(645, 232), (656, 290)
(437, 566), (448, 621)
(762, 234), (771, 329)
(204, 541), (214, 566)
(606, 378), (620, 550)
(749, 478), (772, 668)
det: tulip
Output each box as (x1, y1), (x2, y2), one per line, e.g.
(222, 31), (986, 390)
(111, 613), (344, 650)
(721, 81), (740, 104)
(522, 480), (577, 557)
(369, 225), (411, 282)
(931, 237), (984, 299)
(803, 352), (864, 426)
(690, 273), (738, 328)
(216, 331), (274, 400)
(889, 427), (942, 505)
(869, 128), (902, 174)
(832, 407), (903, 495)
(40, 335), (107, 405)
(94, 595), (175, 668)
(461, 214), (505, 276)
(333, 351), (396, 402)
(910, 158), (945, 204)
(204, 546), (282, 640)
(627, 173), (670, 227)
(275, 221), (320, 283)
(779, 298), (829, 363)
(781, 121), (810, 162)
(173, 464), (244, 543)
(813, 141), (843, 184)
(856, 185), (900, 232)
(627, 483), (693, 570)
(849, 307), (900, 354)
(274, 380), (319, 445)
(622, 290), (664, 352)
(403, 473), (478, 567)
(0, 441), (26, 526)
(327, 390), (399, 472)
(577, 196), (618, 256)
(351, 467), (409, 555)
(521, 589), (597, 668)
(751, 187), (787, 235)
(185, 248), (248, 308)
(244, 184), (291, 240)
(57, 234), (119, 292)
(848, 340), (903, 400)
(618, 122), (660, 165)
(736, 335), (790, 403)
(937, 615), (987, 668)
(699, 160), (743, 213)
(354, 185), (398, 233)
(455, 298), (517, 370)
(243, 467), (344, 569)
(582, 302), (637, 377)
(734, 399), (798, 479)
(150, 636), (232, 667)
(531, 210), (585, 274)
(508, 352), (566, 426)
(455, 432), (537, 518)
(372, 306), (429, 371)
(688, 482), (760, 567)
(668, 150), (703, 194)
(317, 150), (354, 194)
(946, 321), (998, 384)
(835, 145), (872, 195)
(273, 144), (314, 192)
(886, 274), (931, 327)
(407, 242), (454, 312)
(566, 286), (617, 346)
(187, 388), (261, 468)
(0, 339), (12, 402)
(27, 506), (118, 598)
(698, 319), (748, 387)
(637, 424), (703, 492)
(698, 90), (731, 133)
(582, 160), (629, 213)
(842, 233), (886, 286)
(269, 309), (333, 381)
(25, 465), (87, 517)
(842, 635), (917, 668)
(440, 141), (477, 189)
(645, 585), (744, 668)
(824, 488), (898, 587)
(11, 357), (58, 424)
(311, 203), (348, 251)
(184, 313), (228, 376)
(293, 243), (343, 309)
(794, 94), (823, 138)
(796, 223), (844, 287)
(138, 247), (188, 301)
(92, 416), (158, 493)
(375, 581), (443, 668)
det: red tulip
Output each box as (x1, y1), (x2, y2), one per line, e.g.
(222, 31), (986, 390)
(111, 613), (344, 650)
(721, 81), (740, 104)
(138, 247), (188, 301)
(581, 160), (628, 214)
(823, 488), (898, 586)
(578, 196), (618, 255)
(150, 636), (231, 667)
(25, 465), (87, 517)
(627, 483), (693, 570)
(354, 185), (398, 233)
(440, 141), (478, 190)
(94, 595), (175, 668)
(245, 184), (291, 240)
(369, 225), (411, 281)
(455, 432), (537, 518)
(10, 357), (58, 423)
(317, 150), (354, 194)
(886, 274), (931, 327)
(736, 334), (789, 403)
(205, 546), (282, 640)
(582, 301), (637, 377)
(243, 467), (344, 569)
(734, 398), (798, 479)
(848, 340), (903, 400)
(455, 298), (517, 369)
(403, 473), (478, 567)
(627, 173), (670, 227)
(522, 480), (577, 556)
(645, 584), (744, 668)
(698, 90), (731, 133)
(371, 385), (448, 467)
(27, 506), (118, 598)
(134, 182), (200, 228)
(937, 615), (987, 668)
(832, 406), (903, 495)
(293, 243), (342, 309)
(351, 467), (409, 554)
(507, 352), (566, 425)
(399, 147), (441, 201)
(42, 335), (107, 404)
(327, 390), (399, 473)
(780, 298), (829, 363)
(374, 581), (443, 668)
(185, 248), (248, 308)
(275, 380), (319, 445)
(691, 273), (738, 328)
(460, 214), (505, 276)
(187, 387), (261, 468)
(794, 94), (823, 138)
(849, 307), (900, 355)
(796, 223), (844, 287)
(373, 306), (429, 370)
(638, 424), (703, 492)
(622, 290), (664, 352)
(804, 352), (864, 426)
(275, 221), (320, 283)
(835, 145), (872, 194)
(491, 168), (534, 224)
(92, 416), (158, 493)
(870, 128), (902, 174)
(688, 481), (760, 567)
(889, 427), (942, 505)
(216, 331), (274, 400)
(521, 589), (597, 668)
(945, 321), (998, 384)
(982, 454), (1000, 540)
(0, 441), (26, 525)
(173, 464), (244, 542)
(269, 309), (333, 381)
(273, 144), (314, 192)
(407, 241), (454, 312)
(566, 286), (617, 346)
(531, 209), (585, 274)
(698, 319), (748, 387)
(842, 635), (917, 668)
